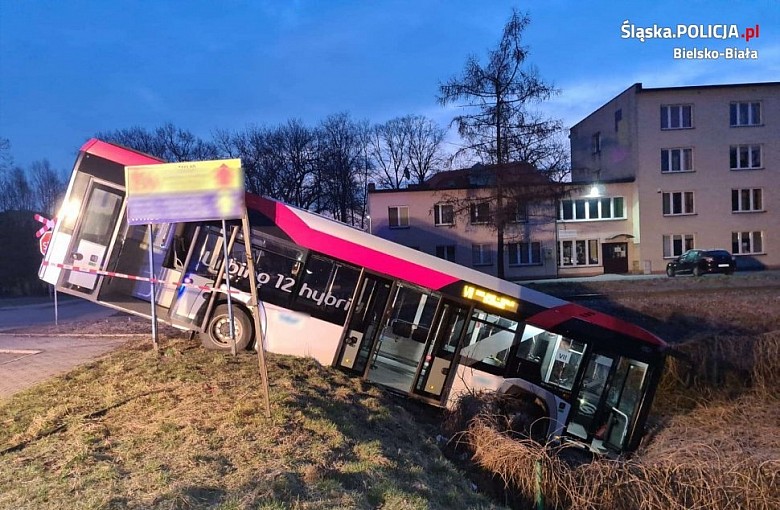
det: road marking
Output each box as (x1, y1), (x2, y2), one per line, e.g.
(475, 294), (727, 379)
(0, 349), (41, 355)
(0, 350), (42, 366)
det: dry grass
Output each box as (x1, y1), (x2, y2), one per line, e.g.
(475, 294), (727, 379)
(463, 416), (778, 510)
(444, 273), (780, 510)
(3, 273), (778, 509)
(0, 336), (502, 510)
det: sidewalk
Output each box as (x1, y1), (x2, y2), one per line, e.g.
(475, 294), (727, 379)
(0, 334), (129, 399)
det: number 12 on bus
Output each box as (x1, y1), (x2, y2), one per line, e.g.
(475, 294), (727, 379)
(39, 139), (670, 457)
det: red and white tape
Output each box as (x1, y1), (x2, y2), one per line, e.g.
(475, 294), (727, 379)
(40, 260), (250, 297)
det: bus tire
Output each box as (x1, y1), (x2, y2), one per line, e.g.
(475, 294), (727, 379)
(200, 304), (253, 352)
(503, 396), (548, 443)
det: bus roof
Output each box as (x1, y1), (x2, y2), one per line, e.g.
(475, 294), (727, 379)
(246, 193), (566, 310)
(244, 195), (666, 350)
(526, 303), (668, 349)
(81, 138), (163, 167)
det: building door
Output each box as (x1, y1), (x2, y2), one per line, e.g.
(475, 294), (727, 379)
(602, 242), (628, 274)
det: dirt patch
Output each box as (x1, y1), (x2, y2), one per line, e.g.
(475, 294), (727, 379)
(3, 314), (186, 338)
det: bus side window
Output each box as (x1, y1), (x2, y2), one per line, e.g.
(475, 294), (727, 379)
(543, 337), (587, 391)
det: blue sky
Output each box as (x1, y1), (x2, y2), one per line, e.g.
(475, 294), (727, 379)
(1, 0), (777, 173)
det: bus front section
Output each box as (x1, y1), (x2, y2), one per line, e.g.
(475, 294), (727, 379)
(497, 304), (668, 456)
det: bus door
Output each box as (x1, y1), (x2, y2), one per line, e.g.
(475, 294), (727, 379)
(98, 222), (177, 313)
(565, 354), (649, 452)
(336, 273), (393, 375)
(365, 284), (440, 394)
(603, 358), (649, 452)
(60, 179), (124, 296)
(412, 300), (470, 401)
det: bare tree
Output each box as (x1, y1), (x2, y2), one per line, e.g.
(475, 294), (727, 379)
(96, 123), (218, 162)
(29, 159), (66, 215)
(438, 9), (567, 279)
(368, 116), (413, 190)
(276, 119), (319, 208)
(368, 115), (447, 189)
(0, 137), (12, 174)
(220, 121), (318, 209)
(95, 126), (163, 157)
(0, 166), (35, 211)
(406, 115), (447, 185)
(315, 113), (368, 224)
(154, 123), (219, 162)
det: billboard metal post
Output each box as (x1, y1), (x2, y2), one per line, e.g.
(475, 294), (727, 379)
(241, 213), (271, 417)
(147, 225), (159, 352)
(53, 286), (58, 326)
(220, 219), (237, 357)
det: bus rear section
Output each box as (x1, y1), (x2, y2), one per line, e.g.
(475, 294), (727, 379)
(38, 140), (181, 318)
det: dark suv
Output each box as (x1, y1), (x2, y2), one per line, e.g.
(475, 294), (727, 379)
(666, 249), (736, 277)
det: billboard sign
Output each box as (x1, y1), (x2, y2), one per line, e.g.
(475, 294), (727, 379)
(125, 159), (244, 225)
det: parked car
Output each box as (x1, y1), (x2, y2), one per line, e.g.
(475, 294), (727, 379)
(666, 249), (736, 277)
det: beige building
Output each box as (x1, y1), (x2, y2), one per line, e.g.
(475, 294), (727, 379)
(570, 82), (780, 273)
(367, 164), (559, 281)
(556, 179), (641, 277)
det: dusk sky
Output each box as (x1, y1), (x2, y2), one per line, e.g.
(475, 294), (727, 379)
(1, 0), (777, 174)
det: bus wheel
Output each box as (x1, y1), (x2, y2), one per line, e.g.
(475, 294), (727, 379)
(200, 304), (253, 351)
(506, 399), (547, 443)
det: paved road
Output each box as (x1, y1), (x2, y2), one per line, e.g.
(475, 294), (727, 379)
(0, 298), (128, 400)
(0, 334), (129, 399)
(0, 297), (117, 331)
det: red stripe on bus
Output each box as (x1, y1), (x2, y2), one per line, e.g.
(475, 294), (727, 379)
(246, 195), (459, 290)
(80, 138), (163, 166)
(526, 303), (667, 348)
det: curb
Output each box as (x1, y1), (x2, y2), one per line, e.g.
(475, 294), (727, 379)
(0, 333), (145, 338)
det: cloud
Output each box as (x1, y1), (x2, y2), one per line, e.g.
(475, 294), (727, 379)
(548, 42), (779, 129)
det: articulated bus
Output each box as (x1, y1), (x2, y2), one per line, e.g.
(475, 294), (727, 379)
(40, 139), (669, 456)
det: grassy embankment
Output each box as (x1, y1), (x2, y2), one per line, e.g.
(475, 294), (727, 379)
(449, 271), (780, 509)
(1, 272), (778, 509)
(0, 330), (500, 509)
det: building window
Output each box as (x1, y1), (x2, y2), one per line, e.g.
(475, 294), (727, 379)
(730, 144), (762, 170)
(662, 191), (695, 216)
(732, 231), (763, 254)
(508, 201), (528, 223)
(471, 244), (492, 266)
(470, 202), (490, 224)
(559, 239), (599, 266)
(433, 203), (454, 226)
(591, 132), (601, 154)
(436, 245), (456, 261)
(388, 206), (409, 228)
(508, 242), (541, 266)
(730, 101), (761, 127)
(559, 197), (625, 221)
(732, 188), (763, 212)
(661, 104), (692, 129)
(662, 234), (695, 258)
(661, 148), (694, 173)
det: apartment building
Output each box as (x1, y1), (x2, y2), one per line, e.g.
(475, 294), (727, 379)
(570, 82), (779, 273)
(367, 163), (559, 280)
